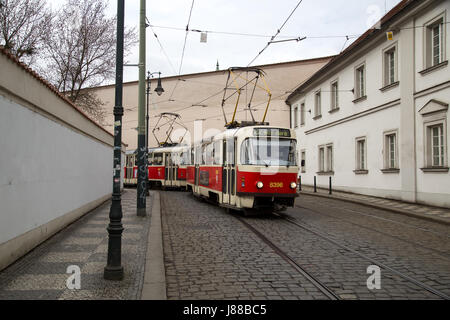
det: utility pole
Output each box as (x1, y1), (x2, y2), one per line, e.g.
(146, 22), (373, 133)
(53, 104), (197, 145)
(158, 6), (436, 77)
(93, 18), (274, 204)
(104, 0), (125, 281)
(137, 0), (147, 216)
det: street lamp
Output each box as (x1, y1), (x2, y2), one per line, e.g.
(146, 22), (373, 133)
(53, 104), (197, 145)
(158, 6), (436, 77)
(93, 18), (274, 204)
(145, 71), (164, 195)
(104, 0), (125, 281)
(146, 71), (164, 195)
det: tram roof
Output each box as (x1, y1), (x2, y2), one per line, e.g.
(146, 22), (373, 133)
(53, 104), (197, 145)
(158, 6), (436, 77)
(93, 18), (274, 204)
(202, 125), (296, 143)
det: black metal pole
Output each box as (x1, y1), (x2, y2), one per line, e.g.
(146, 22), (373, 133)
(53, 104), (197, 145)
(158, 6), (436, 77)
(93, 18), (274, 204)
(146, 72), (150, 196)
(329, 176), (332, 195)
(104, 0), (124, 281)
(136, 0), (146, 217)
(314, 176), (317, 193)
(299, 176), (302, 191)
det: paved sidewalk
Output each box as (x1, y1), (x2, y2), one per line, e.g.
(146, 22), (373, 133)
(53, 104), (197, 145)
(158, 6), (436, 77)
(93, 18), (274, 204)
(0, 189), (154, 300)
(299, 185), (450, 225)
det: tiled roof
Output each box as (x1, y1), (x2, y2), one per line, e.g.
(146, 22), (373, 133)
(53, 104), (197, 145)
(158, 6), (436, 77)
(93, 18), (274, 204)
(286, 0), (418, 103)
(0, 46), (119, 141)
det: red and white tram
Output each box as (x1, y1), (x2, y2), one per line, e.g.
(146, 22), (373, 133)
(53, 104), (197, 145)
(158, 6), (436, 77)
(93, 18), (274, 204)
(148, 145), (190, 189)
(187, 125), (298, 212)
(124, 150), (138, 187)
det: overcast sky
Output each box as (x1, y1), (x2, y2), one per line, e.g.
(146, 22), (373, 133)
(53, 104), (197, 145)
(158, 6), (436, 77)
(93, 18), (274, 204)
(51, 0), (403, 83)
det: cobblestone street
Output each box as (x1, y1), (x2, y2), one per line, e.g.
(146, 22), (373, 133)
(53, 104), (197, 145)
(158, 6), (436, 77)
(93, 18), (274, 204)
(161, 191), (450, 300)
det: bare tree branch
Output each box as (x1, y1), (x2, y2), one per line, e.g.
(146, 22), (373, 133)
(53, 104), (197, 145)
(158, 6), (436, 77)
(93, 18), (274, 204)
(39, 0), (137, 123)
(0, 0), (52, 66)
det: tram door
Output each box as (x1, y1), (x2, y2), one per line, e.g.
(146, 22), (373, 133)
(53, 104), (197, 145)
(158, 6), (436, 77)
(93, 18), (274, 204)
(222, 138), (236, 206)
(194, 146), (200, 194)
(165, 152), (173, 187)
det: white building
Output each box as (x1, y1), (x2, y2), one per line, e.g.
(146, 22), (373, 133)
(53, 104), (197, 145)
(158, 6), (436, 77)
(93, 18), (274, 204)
(286, 0), (450, 208)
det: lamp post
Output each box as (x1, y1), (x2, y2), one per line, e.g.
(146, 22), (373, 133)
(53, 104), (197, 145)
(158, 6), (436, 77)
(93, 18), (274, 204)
(146, 71), (164, 195)
(136, 0), (146, 216)
(104, 0), (125, 281)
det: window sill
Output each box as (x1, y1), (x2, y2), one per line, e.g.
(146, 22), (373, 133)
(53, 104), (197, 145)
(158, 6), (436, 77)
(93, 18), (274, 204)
(420, 167), (449, 173)
(352, 95), (367, 104)
(419, 60), (448, 76)
(328, 107), (340, 114)
(353, 169), (368, 174)
(316, 171), (334, 176)
(313, 115), (322, 120)
(380, 81), (399, 92)
(381, 168), (400, 174)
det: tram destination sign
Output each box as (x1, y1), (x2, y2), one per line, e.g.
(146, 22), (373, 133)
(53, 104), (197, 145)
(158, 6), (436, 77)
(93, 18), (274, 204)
(253, 128), (291, 138)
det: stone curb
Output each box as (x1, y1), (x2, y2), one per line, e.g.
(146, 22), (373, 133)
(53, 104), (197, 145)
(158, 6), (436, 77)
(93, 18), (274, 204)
(141, 191), (167, 300)
(299, 191), (450, 226)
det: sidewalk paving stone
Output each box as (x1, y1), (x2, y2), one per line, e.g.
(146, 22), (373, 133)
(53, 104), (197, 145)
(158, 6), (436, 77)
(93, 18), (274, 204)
(0, 189), (152, 300)
(300, 185), (450, 224)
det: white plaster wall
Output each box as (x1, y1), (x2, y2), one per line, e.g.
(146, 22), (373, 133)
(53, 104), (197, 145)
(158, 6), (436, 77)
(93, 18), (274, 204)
(291, 33), (402, 133)
(415, 87), (450, 207)
(414, 1), (450, 93)
(297, 105), (402, 198)
(0, 95), (112, 244)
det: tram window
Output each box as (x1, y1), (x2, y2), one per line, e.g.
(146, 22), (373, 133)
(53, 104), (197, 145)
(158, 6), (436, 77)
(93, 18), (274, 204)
(227, 138), (235, 165)
(240, 138), (297, 166)
(191, 147), (195, 165)
(213, 141), (221, 165)
(181, 151), (190, 165)
(206, 143), (214, 165)
(148, 154), (153, 165)
(152, 153), (163, 166)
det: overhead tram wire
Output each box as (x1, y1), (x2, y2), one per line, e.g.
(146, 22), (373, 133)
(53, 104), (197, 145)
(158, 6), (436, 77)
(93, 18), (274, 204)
(169, 0), (195, 102)
(247, 0), (304, 67)
(149, 23), (364, 41)
(146, 17), (178, 75)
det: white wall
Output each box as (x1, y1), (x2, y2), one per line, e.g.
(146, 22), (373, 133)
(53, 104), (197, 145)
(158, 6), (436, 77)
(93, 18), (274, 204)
(0, 95), (112, 244)
(0, 48), (126, 270)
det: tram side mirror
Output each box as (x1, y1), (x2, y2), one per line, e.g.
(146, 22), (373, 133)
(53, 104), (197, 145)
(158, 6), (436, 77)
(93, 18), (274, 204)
(301, 160), (305, 167)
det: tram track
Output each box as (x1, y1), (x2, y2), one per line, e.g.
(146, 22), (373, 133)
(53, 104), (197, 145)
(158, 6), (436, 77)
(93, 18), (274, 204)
(296, 200), (449, 238)
(235, 215), (341, 300)
(273, 212), (450, 300)
(294, 204), (450, 259)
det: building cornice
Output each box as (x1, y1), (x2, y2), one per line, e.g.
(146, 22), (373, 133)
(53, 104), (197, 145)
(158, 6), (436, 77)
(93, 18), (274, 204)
(285, 0), (431, 104)
(304, 99), (401, 135)
(86, 55), (336, 91)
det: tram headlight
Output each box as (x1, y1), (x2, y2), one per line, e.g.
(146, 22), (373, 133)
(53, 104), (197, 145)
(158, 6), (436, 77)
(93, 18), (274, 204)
(256, 181), (264, 189)
(290, 182), (297, 189)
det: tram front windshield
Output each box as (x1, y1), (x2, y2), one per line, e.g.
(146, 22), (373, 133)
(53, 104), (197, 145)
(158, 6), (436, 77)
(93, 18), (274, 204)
(241, 138), (297, 166)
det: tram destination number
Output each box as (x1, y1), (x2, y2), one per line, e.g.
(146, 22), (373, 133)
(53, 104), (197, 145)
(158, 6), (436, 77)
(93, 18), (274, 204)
(183, 304), (267, 318)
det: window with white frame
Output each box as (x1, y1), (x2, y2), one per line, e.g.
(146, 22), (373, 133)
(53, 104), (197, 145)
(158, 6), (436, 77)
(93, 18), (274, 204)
(383, 131), (398, 169)
(301, 150), (306, 173)
(331, 80), (339, 110)
(425, 15), (445, 69)
(355, 64), (366, 99)
(355, 137), (367, 171)
(294, 105), (299, 128)
(314, 90), (321, 118)
(300, 102), (305, 126)
(319, 146), (325, 172)
(426, 123), (446, 167)
(326, 144), (333, 172)
(383, 45), (397, 86)
(318, 144), (333, 173)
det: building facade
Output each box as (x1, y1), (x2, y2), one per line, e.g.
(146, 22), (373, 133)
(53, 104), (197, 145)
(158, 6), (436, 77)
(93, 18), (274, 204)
(90, 57), (333, 150)
(287, 0), (449, 208)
